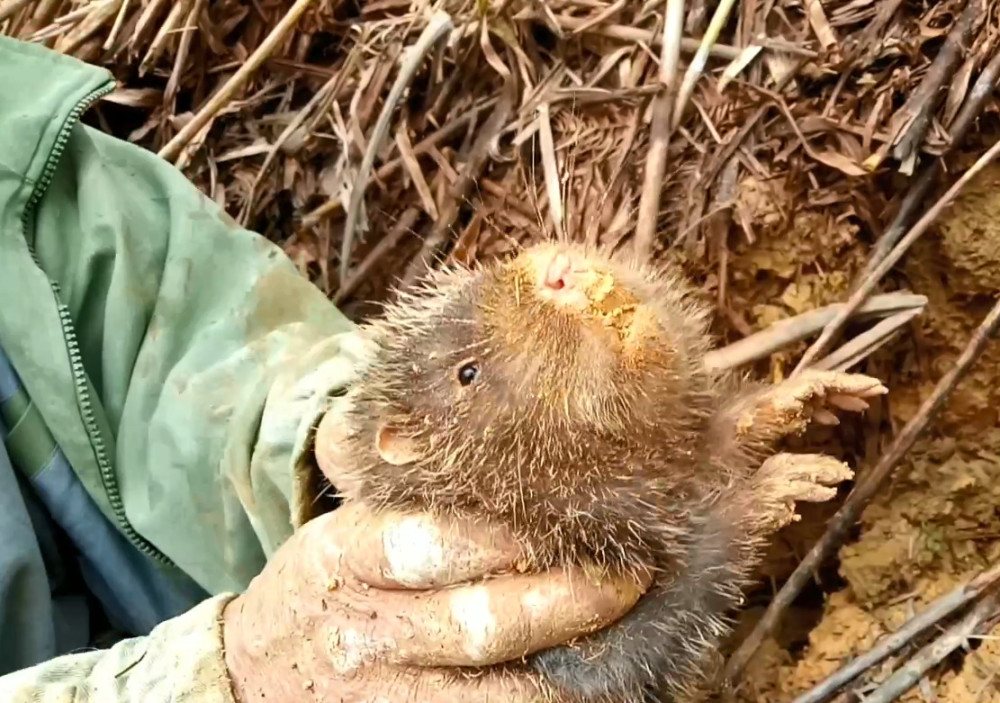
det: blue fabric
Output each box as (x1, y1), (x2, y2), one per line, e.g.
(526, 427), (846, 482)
(32, 448), (208, 635)
(0, 435), (58, 675)
(0, 342), (209, 664)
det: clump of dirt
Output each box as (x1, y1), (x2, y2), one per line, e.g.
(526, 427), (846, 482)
(892, 248), (1000, 434)
(740, 431), (1000, 703)
(724, 175), (869, 377)
(936, 633), (1000, 703)
(934, 163), (1000, 296)
(733, 177), (863, 296)
(879, 163), (1000, 437)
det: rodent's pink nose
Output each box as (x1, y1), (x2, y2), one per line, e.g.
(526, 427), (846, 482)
(542, 252), (574, 291)
(531, 246), (590, 309)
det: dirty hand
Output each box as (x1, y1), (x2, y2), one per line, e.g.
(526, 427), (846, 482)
(222, 501), (646, 703)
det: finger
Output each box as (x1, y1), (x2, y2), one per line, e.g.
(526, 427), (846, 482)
(351, 664), (549, 703)
(364, 565), (648, 668)
(336, 502), (526, 589)
(827, 394), (870, 412)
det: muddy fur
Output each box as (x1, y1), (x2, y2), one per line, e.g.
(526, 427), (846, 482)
(331, 242), (791, 702)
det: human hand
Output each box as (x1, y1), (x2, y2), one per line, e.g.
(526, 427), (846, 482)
(222, 501), (647, 703)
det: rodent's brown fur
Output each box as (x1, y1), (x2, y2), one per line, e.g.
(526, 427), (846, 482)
(332, 242), (789, 702)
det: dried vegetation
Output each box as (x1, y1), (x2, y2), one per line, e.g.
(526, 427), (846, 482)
(5, 0), (1000, 700)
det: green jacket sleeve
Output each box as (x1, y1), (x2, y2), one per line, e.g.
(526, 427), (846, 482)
(0, 594), (239, 703)
(0, 35), (365, 597)
(32, 122), (365, 594)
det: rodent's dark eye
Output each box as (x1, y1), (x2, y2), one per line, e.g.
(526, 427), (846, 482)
(457, 361), (479, 386)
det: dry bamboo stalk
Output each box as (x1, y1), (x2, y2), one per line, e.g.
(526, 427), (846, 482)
(813, 308), (920, 372)
(537, 102), (564, 238)
(860, 46), (1000, 280)
(792, 131), (1000, 376)
(703, 293), (927, 371)
(634, 0), (684, 260)
(56, 0), (120, 55)
(334, 207), (421, 305)
(103, 0), (130, 50)
(301, 102), (491, 225)
(398, 83), (515, 289)
(864, 590), (1000, 703)
(339, 10), (454, 283)
(672, 0), (738, 125)
(238, 46), (359, 226)
(791, 563), (1000, 703)
(512, 9), (744, 59)
(0, 0), (33, 24)
(139, 0), (188, 75)
(164, 0), (206, 107)
(157, 0), (317, 162)
(889, 0), (982, 169)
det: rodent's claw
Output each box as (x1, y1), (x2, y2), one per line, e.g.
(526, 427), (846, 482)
(752, 453), (854, 532)
(827, 394), (872, 412)
(750, 369), (887, 437)
(811, 408), (840, 426)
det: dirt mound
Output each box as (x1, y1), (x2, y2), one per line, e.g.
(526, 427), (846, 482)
(936, 164), (1000, 296)
(737, 206), (1000, 700)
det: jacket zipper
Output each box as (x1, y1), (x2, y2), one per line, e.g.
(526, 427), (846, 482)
(21, 81), (174, 566)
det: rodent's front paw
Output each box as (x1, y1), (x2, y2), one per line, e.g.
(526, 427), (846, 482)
(752, 452), (854, 532)
(739, 369), (887, 437)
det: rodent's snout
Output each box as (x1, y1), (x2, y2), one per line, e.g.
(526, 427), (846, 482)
(526, 244), (592, 309)
(541, 251), (574, 291)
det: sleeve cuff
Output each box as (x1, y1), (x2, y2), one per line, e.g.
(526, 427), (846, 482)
(0, 594), (240, 703)
(251, 328), (374, 545)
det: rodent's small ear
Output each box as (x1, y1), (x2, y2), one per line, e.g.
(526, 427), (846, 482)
(375, 424), (423, 465)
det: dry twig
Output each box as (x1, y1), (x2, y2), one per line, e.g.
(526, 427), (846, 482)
(334, 207), (421, 305)
(703, 293), (927, 371)
(885, 0), (982, 172)
(399, 81), (516, 288)
(793, 132), (1000, 376)
(339, 10), (454, 283)
(157, 0), (317, 163)
(791, 563), (1000, 703)
(860, 45), (1000, 280)
(865, 590), (1000, 703)
(633, 0), (684, 260)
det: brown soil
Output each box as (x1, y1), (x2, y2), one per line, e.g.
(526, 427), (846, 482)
(733, 164), (1000, 703)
